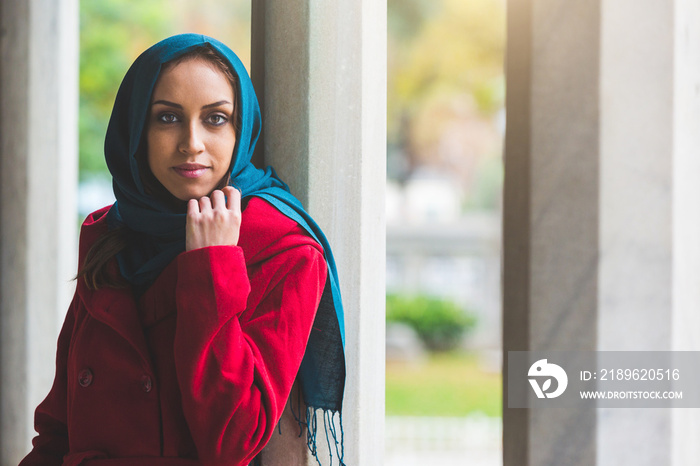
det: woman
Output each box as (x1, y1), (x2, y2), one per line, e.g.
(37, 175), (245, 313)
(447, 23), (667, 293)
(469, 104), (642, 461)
(20, 34), (345, 466)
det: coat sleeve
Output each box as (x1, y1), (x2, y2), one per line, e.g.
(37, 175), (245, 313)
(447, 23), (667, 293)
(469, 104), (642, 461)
(173, 232), (327, 466)
(19, 297), (77, 466)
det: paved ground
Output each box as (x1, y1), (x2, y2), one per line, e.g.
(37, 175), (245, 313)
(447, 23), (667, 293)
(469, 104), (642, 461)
(385, 450), (501, 466)
(385, 415), (502, 466)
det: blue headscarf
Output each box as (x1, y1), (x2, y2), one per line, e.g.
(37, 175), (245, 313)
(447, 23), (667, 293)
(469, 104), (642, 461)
(104, 34), (345, 460)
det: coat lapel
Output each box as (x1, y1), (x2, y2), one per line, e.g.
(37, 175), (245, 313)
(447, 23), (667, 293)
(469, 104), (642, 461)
(77, 283), (152, 369)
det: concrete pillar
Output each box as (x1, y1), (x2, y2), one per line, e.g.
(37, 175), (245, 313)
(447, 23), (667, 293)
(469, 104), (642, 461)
(252, 1), (386, 465)
(0, 0), (79, 463)
(672, 0), (700, 464)
(504, 1), (700, 465)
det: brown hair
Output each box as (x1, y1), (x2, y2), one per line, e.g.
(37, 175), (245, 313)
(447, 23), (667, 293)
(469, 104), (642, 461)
(76, 45), (240, 290)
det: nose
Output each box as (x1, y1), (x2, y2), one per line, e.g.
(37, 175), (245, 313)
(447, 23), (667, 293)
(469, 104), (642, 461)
(178, 121), (205, 155)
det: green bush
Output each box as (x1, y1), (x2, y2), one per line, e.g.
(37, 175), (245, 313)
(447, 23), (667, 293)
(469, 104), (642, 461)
(386, 294), (477, 351)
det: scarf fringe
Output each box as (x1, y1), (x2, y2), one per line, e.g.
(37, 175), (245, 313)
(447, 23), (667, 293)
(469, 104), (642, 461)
(305, 406), (345, 466)
(283, 394), (345, 466)
(275, 384), (344, 465)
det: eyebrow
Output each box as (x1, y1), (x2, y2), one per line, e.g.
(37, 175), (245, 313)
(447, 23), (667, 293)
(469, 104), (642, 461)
(150, 99), (233, 110)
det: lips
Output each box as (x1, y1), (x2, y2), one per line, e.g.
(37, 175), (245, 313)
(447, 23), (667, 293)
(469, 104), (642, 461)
(172, 163), (209, 179)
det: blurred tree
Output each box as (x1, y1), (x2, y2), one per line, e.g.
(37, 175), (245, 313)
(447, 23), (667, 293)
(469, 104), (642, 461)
(389, 0), (505, 129)
(80, 0), (173, 179)
(173, 0), (251, 67)
(396, 0), (504, 113)
(388, 0), (505, 192)
(388, 0), (437, 41)
(386, 293), (477, 352)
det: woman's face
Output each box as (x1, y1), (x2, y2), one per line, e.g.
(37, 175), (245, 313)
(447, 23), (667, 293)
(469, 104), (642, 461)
(146, 57), (236, 201)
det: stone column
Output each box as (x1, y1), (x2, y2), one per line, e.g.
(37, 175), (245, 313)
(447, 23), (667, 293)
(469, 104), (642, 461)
(252, 1), (386, 465)
(0, 0), (79, 463)
(503, 0), (700, 465)
(671, 1), (700, 464)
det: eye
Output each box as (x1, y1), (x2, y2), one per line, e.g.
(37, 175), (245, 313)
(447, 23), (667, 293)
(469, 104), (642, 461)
(206, 113), (229, 127)
(157, 112), (179, 124)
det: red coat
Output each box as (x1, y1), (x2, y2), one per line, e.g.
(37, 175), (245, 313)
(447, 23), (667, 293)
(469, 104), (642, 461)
(20, 198), (327, 466)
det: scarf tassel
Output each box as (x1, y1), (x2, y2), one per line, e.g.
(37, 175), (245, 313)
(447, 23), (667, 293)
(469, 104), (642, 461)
(285, 389), (345, 465)
(305, 406), (345, 466)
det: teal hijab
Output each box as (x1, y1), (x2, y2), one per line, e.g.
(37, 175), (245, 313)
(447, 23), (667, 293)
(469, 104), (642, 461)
(104, 34), (345, 461)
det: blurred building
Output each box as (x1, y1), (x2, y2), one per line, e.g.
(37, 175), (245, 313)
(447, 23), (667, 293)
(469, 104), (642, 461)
(386, 176), (501, 350)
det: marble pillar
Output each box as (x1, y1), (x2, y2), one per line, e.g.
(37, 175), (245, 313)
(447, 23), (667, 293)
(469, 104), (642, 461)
(503, 0), (700, 465)
(0, 0), (79, 463)
(252, 1), (387, 464)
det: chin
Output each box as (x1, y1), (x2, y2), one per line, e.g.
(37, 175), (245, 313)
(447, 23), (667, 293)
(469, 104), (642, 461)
(160, 176), (224, 202)
(179, 192), (207, 202)
(168, 184), (215, 202)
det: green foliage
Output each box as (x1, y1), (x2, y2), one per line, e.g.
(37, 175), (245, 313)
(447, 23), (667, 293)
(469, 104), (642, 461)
(387, 0), (505, 206)
(386, 294), (477, 351)
(388, 0), (438, 40)
(79, 0), (174, 179)
(388, 0), (505, 141)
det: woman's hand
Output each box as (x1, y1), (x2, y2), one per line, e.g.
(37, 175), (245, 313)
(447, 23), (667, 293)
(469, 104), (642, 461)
(186, 186), (242, 251)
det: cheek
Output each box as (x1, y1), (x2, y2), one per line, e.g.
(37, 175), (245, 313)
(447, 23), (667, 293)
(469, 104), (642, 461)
(213, 132), (237, 170)
(146, 132), (168, 173)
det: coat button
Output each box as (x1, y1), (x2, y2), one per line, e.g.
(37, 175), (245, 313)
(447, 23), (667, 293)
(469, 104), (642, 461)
(78, 369), (93, 387)
(141, 375), (153, 393)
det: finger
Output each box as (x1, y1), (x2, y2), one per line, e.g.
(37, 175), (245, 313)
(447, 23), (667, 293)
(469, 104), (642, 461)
(223, 186), (241, 213)
(198, 195), (212, 213)
(210, 189), (226, 210)
(187, 198), (200, 216)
